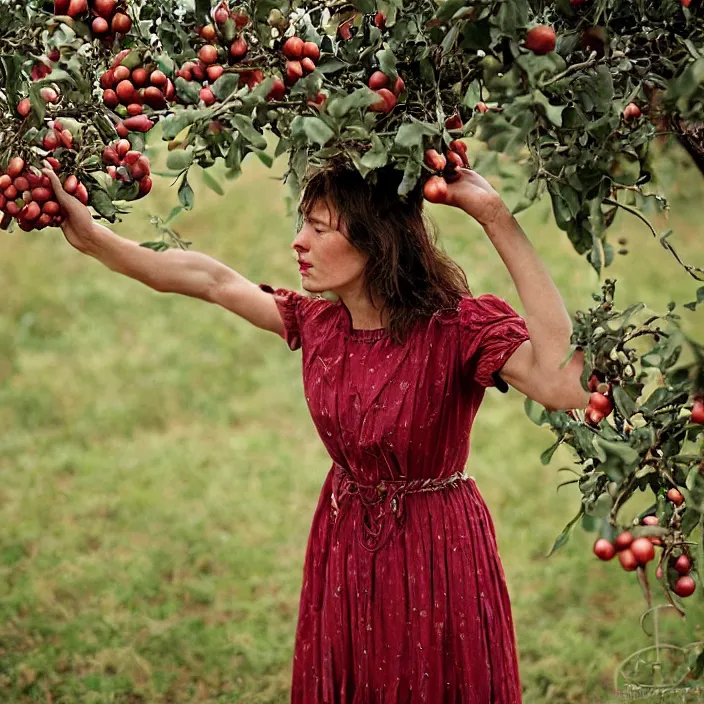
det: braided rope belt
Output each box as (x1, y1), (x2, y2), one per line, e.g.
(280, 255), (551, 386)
(330, 463), (472, 552)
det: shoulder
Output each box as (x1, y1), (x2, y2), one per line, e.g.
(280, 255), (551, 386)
(458, 293), (524, 327)
(432, 293), (516, 326)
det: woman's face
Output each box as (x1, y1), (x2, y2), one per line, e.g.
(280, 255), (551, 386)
(291, 199), (368, 296)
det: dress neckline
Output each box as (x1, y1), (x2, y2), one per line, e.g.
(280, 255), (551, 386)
(336, 301), (388, 341)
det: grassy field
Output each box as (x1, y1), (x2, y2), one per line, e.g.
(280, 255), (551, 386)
(0, 132), (703, 703)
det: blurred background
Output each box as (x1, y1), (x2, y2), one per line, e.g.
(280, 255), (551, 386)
(0, 129), (702, 703)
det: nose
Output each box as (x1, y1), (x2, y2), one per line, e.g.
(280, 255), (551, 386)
(291, 224), (310, 252)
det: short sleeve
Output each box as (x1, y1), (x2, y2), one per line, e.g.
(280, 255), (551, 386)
(459, 294), (531, 390)
(259, 284), (332, 351)
(259, 284), (303, 350)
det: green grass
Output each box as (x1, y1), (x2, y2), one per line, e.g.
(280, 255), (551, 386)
(0, 134), (702, 703)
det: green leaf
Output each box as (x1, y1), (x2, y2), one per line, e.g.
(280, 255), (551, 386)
(316, 59), (348, 74)
(89, 188), (117, 221)
(221, 18), (237, 43)
(225, 136), (242, 179)
(612, 385), (636, 421)
(532, 90), (565, 127)
(461, 80), (482, 110)
(441, 24), (460, 55)
(28, 84), (47, 125)
(327, 87), (380, 118)
(0, 54), (22, 111)
(174, 76), (201, 105)
(394, 120), (438, 148)
(581, 514), (600, 532)
(166, 148), (194, 172)
(194, 0), (211, 23)
(376, 46), (398, 79)
(495, 0), (529, 34)
(351, 0), (375, 12)
(161, 109), (211, 140)
(524, 397), (549, 426)
(140, 241), (170, 252)
(397, 156), (421, 197)
(293, 116), (335, 147)
(37, 68), (74, 87)
(201, 169), (224, 196)
(434, 0), (466, 21)
(360, 133), (388, 169)
(156, 54), (175, 78)
(253, 149), (274, 168)
(164, 205), (183, 224)
(178, 174), (194, 210)
(116, 180), (140, 202)
(212, 73), (241, 102)
(546, 507), (585, 557)
(540, 438), (562, 465)
(232, 114), (267, 150)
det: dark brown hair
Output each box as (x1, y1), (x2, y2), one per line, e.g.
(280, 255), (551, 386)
(297, 154), (472, 345)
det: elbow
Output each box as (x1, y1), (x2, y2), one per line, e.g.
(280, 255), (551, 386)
(547, 387), (591, 413)
(540, 370), (590, 412)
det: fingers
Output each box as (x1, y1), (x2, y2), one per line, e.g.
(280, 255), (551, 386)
(41, 163), (70, 207)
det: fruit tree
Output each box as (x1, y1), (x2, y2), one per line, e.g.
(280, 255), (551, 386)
(1, 0), (703, 687)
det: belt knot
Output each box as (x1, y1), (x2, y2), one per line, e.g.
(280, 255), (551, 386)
(330, 463), (470, 552)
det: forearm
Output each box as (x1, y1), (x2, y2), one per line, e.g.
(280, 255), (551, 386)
(83, 222), (230, 298)
(479, 208), (576, 375)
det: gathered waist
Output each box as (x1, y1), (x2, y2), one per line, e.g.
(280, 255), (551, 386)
(330, 462), (474, 552)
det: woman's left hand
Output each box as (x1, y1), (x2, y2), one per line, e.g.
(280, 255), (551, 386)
(442, 168), (509, 228)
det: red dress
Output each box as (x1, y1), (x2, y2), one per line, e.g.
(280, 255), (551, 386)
(259, 284), (531, 704)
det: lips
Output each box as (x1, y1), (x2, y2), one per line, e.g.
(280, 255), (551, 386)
(298, 261), (312, 269)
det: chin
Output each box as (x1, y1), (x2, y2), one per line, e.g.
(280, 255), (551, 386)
(301, 278), (325, 293)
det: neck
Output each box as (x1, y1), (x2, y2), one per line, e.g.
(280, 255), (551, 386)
(336, 283), (387, 330)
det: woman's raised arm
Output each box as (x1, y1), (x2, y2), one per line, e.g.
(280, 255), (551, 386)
(42, 166), (285, 337)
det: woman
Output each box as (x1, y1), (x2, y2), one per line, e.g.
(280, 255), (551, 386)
(42, 156), (588, 702)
